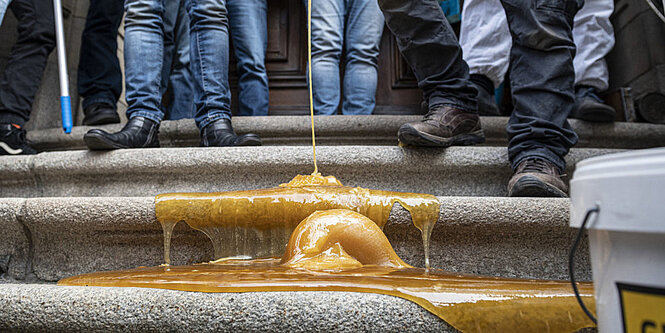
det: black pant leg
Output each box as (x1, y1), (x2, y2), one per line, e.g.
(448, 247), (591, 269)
(376, 0), (477, 112)
(77, 0), (124, 110)
(502, 0), (581, 172)
(0, 0), (56, 126)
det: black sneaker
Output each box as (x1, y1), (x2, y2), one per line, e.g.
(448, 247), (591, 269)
(82, 103), (121, 125)
(0, 123), (37, 155)
(570, 86), (615, 122)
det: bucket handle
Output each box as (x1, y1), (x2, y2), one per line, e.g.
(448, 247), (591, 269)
(569, 204), (599, 325)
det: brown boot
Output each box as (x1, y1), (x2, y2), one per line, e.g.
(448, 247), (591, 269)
(508, 158), (568, 197)
(397, 105), (485, 147)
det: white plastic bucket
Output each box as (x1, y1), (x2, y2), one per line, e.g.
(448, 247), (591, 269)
(570, 148), (665, 333)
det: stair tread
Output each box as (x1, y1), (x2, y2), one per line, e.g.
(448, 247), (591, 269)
(26, 115), (665, 150)
(0, 284), (453, 332)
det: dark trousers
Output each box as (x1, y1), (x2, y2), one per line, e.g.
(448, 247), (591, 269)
(0, 0), (55, 126)
(378, 0), (580, 172)
(377, 0), (478, 113)
(77, 0), (124, 111)
(501, 0), (580, 172)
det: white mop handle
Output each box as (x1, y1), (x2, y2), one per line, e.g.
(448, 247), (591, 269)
(53, 0), (72, 133)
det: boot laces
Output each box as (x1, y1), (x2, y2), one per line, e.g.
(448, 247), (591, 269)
(522, 159), (549, 173)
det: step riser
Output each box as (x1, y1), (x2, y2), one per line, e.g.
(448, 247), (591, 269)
(0, 147), (619, 198)
(0, 197), (590, 282)
(27, 116), (665, 150)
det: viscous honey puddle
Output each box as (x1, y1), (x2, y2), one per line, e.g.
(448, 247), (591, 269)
(154, 174), (440, 268)
(60, 207), (595, 332)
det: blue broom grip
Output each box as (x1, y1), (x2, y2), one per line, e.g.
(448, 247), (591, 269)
(61, 96), (72, 134)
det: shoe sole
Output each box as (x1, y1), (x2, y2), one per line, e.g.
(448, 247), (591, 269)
(397, 124), (485, 147)
(509, 175), (567, 198)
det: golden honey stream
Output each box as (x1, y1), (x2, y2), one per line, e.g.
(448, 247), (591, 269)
(59, 175), (595, 332)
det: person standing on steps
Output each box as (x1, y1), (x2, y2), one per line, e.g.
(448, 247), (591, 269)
(84, 0), (261, 150)
(459, 0), (616, 121)
(76, 0), (125, 125)
(0, 0), (56, 155)
(380, 0), (580, 197)
(227, 0), (270, 116)
(308, 0), (384, 115)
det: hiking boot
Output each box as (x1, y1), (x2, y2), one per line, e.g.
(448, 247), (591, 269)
(508, 158), (567, 197)
(470, 74), (501, 116)
(0, 123), (36, 155)
(570, 86), (615, 122)
(397, 105), (485, 147)
(84, 116), (160, 150)
(82, 103), (121, 126)
(200, 118), (262, 147)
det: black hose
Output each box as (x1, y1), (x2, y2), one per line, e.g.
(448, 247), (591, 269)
(569, 205), (599, 325)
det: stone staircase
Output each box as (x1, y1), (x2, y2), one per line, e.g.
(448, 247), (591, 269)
(1, 115), (664, 332)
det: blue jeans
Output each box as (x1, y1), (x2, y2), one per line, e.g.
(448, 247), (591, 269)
(161, 0), (194, 120)
(309, 0), (384, 115)
(125, 0), (231, 129)
(227, 0), (269, 116)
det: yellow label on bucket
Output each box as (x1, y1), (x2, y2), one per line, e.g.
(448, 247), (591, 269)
(618, 283), (665, 333)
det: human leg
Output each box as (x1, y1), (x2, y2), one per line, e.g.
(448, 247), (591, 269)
(501, 0), (580, 196)
(308, 0), (344, 115)
(84, 0), (165, 149)
(77, 0), (124, 124)
(570, 0), (615, 122)
(187, 0), (260, 146)
(161, 0), (194, 120)
(0, 0), (55, 127)
(459, 0), (510, 115)
(165, 0), (194, 120)
(378, 0), (483, 147)
(227, 0), (269, 116)
(341, 0), (383, 115)
(0, 0), (53, 155)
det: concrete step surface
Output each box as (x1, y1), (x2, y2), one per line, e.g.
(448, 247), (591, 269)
(27, 115), (665, 151)
(0, 285), (456, 332)
(0, 146), (620, 198)
(0, 196), (589, 283)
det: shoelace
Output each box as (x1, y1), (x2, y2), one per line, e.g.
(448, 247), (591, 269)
(521, 159), (548, 173)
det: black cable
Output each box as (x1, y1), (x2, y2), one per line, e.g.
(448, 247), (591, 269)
(569, 205), (599, 325)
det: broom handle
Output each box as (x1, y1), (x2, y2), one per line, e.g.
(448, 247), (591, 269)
(53, 0), (72, 134)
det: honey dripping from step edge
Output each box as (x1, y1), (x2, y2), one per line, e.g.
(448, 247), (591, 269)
(154, 174), (439, 269)
(60, 4), (595, 330)
(60, 207), (596, 332)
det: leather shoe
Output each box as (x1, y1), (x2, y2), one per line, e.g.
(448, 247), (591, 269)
(82, 103), (120, 125)
(398, 105), (485, 147)
(508, 158), (567, 197)
(84, 116), (160, 150)
(200, 119), (262, 147)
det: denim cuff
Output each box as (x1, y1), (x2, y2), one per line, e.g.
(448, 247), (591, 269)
(82, 93), (118, 111)
(197, 112), (232, 130)
(511, 147), (566, 174)
(128, 110), (164, 125)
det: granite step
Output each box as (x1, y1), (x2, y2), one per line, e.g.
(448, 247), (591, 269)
(27, 115), (665, 151)
(0, 146), (620, 198)
(0, 284), (457, 332)
(0, 196), (589, 283)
